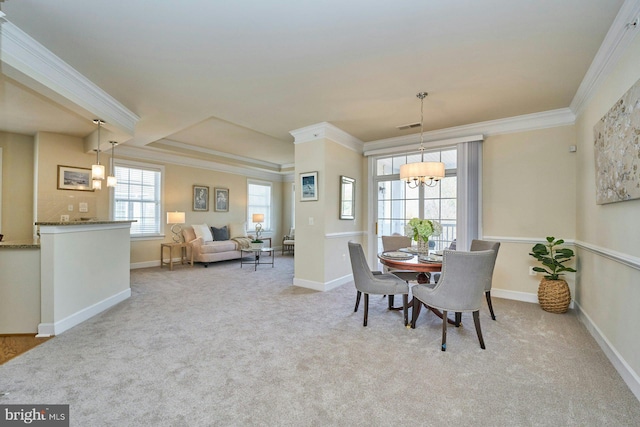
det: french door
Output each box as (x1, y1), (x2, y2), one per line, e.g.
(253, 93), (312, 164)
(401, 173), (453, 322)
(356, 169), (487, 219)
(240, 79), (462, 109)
(374, 148), (458, 253)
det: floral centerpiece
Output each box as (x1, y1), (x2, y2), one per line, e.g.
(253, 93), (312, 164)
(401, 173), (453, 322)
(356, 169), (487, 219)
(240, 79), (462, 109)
(405, 218), (442, 253)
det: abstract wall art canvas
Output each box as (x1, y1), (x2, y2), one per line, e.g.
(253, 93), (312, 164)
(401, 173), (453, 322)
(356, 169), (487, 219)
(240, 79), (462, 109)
(593, 77), (640, 205)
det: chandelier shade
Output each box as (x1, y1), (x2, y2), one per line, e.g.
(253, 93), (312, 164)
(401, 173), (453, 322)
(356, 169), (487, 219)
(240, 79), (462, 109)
(400, 92), (445, 188)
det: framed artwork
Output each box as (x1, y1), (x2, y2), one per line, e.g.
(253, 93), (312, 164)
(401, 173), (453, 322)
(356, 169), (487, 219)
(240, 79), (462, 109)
(192, 185), (209, 211)
(57, 165), (94, 191)
(214, 187), (229, 212)
(340, 176), (355, 220)
(300, 171), (318, 201)
(594, 77), (640, 204)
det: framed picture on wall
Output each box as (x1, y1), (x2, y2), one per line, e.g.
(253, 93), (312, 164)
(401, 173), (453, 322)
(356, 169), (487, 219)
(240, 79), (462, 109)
(214, 188), (229, 212)
(300, 171), (318, 201)
(57, 165), (94, 191)
(193, 185), (209, 211)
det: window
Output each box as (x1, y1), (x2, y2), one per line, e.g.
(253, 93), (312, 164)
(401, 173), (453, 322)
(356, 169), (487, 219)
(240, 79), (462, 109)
(375, 148), (457, 252)
(112, 160), (164, 237)
(247, 180), (272, 231)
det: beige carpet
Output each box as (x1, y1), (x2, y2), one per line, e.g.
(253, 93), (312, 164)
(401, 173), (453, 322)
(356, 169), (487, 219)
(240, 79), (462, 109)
(1, 254), (639, 426)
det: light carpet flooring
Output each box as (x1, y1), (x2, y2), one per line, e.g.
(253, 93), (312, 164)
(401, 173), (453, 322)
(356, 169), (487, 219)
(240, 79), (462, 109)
(1, 254), (639, 426)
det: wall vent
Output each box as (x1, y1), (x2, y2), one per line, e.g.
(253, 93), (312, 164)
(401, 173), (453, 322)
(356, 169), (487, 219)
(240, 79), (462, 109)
(396, 122), (421, 131)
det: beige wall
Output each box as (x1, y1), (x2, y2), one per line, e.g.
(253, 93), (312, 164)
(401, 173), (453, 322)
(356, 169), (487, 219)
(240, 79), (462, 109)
(24, 131), (285, 266)
(574, 34), (640, 379)
(294, 140), (326, 282)
(35, 132), (107, 223)
(0, 131), (35, 240)
(483, 126), (577, 296)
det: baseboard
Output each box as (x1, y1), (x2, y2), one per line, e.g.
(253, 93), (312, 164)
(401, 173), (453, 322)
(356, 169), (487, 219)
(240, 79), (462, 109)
(293, 274), (352, 292)
(38, 288), (131, 336)
(131, 260), (160, 269)
(491, 288), (575, 309)
(574, 300), (640, 401)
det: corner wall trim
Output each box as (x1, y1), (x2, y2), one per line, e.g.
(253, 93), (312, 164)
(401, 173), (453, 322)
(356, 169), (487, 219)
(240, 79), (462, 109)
(293, 274), (352, 292)
(37, 288), (131, 336)
(575, 300), (640, 401)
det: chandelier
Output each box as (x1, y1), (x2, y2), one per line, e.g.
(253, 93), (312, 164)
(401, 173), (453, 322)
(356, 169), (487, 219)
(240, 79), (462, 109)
(399, 92), (445, 188)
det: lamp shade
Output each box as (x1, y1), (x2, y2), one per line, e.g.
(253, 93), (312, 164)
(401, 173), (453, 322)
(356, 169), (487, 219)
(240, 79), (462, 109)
(252, 213), (265, 223)
(399, 161), (445, 182)
(92, 163), (105, 180)
(167, 211), (185, 224)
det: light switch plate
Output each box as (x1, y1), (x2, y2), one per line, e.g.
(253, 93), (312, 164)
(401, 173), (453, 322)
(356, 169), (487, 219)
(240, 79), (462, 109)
(79, 202), (88, 213)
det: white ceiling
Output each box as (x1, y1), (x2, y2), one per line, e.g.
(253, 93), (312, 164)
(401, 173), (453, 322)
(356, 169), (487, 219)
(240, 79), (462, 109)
(0, 0), (627, 171)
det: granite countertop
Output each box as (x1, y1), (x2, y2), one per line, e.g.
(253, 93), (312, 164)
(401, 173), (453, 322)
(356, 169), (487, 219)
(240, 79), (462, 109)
(35, 220), (136, 226)
(0, 239), (40, 249)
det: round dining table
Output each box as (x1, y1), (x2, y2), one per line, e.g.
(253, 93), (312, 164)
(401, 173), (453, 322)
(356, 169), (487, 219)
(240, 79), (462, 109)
(377, 252), (442, 274)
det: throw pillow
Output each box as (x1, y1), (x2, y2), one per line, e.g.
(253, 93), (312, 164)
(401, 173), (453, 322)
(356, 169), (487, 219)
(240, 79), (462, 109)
(211, 225), (229, 241)
(229, 222), (247, 238)
(192, 223), (213, 242)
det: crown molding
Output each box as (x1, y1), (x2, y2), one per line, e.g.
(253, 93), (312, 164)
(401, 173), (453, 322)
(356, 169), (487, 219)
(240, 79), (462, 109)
(290, 122), (364, 153)
(116, 145), (286, 182)
(0, 20), (139, 135)
(156, 139), (284, 171)
(365, 108), (575, 152)
(570, 0), (640, 115)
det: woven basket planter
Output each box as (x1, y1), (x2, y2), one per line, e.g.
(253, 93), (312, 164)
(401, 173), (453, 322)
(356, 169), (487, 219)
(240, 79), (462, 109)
(537, 278), (571, 313)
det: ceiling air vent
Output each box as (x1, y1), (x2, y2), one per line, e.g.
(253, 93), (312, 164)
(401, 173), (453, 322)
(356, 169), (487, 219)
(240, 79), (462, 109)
(396, 122), (421, 131)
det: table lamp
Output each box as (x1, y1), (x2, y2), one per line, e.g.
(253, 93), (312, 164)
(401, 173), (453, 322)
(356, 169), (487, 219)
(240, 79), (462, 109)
(167, 211), (186, 242)
(252, 213), (264, 240)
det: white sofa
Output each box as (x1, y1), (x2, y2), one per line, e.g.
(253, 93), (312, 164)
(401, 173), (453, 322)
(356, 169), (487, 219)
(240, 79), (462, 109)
(182, 224), (251, 267)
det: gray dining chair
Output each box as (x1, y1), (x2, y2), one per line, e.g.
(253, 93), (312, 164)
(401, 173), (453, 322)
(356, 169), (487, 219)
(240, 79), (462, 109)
(410, 249), (496, 351)
(381, 235), (422, 283)
(470, 239), (501, 320)
(348, 242), (409, 327)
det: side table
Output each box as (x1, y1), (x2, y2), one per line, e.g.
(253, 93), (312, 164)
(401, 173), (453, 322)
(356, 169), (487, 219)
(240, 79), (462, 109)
(160, 242), (193, 270)
(240, 247), (274, 271)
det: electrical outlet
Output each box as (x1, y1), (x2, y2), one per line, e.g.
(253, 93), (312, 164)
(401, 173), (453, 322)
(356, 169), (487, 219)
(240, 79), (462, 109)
(529, 266), (537, 276)
(60, 215), (69, 222)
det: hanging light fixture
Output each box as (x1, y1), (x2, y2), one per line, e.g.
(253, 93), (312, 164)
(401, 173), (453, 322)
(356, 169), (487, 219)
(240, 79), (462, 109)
(92, 119), (106, 190)
(107, 141), (118, 188)
(399, 92), (445, 188)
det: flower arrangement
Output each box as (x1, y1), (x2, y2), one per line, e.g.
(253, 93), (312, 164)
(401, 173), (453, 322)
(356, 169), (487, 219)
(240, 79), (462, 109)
(405, 218), (442, 243)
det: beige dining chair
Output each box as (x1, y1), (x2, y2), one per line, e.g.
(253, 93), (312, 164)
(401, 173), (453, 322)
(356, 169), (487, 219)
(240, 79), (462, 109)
(470, 239), (501, 320)
(348, 242), (409, 327)
(411, 249), (496, 351)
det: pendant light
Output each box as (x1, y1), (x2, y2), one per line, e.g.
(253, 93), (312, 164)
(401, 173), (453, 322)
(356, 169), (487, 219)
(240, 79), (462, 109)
(92, 119), (105, 190)
(399, 92), (445, 188)
(107, 141), (117, 188)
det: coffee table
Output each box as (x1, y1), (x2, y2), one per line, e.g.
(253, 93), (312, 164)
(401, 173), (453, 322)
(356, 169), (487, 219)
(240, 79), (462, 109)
(240, 247), (274, 271)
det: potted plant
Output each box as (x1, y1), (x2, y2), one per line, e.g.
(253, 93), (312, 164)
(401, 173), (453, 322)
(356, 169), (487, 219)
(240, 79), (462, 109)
(405, 218), (442, 253)
(529, 237), (576, 313)
(250, 238), (264, 249)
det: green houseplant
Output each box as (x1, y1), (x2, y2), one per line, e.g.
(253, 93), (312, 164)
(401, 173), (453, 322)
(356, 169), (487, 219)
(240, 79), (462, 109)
(529, 237), (576, 313)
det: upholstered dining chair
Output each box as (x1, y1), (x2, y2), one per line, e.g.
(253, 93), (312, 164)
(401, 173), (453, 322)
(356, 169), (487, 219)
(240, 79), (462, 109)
(410, 249), (496, 351)
(470, 239), (501, 320)
(348, 242), (409, 327)
(381, 235), (421, 283)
